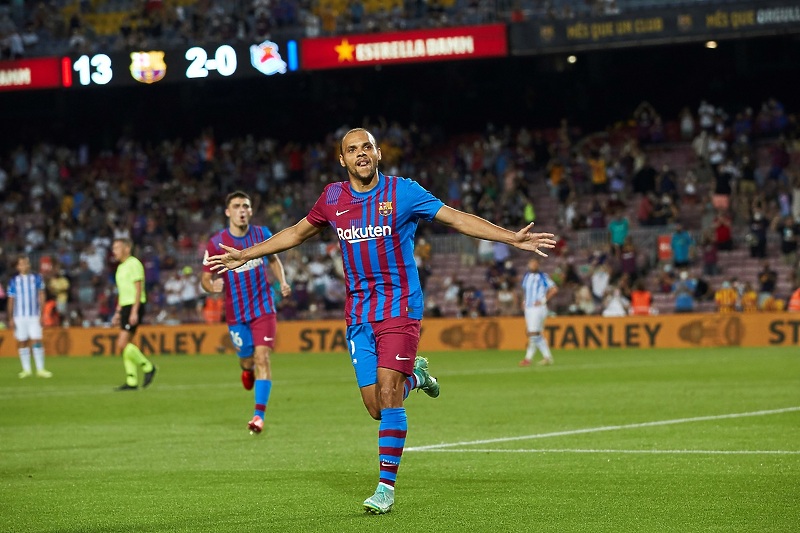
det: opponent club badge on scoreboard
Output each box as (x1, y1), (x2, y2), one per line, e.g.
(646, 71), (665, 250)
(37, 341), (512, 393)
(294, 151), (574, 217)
(130, 51), (167, 84)
(250, 40), (288, 76)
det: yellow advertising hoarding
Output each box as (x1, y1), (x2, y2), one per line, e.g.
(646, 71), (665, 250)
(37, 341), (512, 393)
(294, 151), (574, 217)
(0, 313), (795, 358)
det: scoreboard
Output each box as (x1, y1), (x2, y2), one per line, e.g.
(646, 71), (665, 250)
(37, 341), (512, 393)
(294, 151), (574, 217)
(0, 26), (512, 92)
(0, 39), (298, 92)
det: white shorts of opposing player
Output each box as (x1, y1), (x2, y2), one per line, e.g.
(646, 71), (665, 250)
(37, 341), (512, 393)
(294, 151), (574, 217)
(523, 305), (553, 363)
(13, 316), (43, 342)
(13, 316), (48, 376)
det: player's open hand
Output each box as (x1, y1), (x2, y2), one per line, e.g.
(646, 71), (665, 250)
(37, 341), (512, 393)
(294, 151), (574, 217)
(513, 222), (557, 257)
(207, 244), (246, 273)
(280, 282), (292, 297)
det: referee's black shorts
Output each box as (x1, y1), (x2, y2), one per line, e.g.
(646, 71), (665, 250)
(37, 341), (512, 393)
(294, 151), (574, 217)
(119, 304), (146, 335)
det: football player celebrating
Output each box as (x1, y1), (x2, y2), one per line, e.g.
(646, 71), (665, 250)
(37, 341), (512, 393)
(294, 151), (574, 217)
(208, 129), (556, 513)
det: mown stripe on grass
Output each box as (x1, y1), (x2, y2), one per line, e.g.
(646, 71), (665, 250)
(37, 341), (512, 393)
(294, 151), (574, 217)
(406, 406), (800, 451)
(418, 448), (800, 455)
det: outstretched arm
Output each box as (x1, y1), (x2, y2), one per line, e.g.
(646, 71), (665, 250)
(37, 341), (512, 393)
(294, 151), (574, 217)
(208, 218), (323, 273)
(434, 205), (557, 256)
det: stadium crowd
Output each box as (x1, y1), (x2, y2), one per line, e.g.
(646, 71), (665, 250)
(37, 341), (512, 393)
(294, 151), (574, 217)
(1, 94), (799, 327)
(4, 0), (661, 60)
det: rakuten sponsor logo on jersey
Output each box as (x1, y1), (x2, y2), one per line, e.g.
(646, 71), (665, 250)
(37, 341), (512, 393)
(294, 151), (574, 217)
(336, 224), (392, 243)
(203, 250), (263, 273)
(234, 257), (265, 273)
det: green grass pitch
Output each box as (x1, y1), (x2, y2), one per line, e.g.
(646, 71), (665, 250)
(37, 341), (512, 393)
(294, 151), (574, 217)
(1, 346), (798, 532)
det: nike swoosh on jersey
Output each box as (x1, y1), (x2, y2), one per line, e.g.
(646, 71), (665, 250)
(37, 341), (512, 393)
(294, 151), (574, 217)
(335, 209), (351, 216)
(395, 354), (411, 361)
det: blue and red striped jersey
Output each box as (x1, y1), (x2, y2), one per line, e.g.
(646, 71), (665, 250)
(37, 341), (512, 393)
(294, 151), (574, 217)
(203, 225), (276, 325)
(307, 173), (444, 325)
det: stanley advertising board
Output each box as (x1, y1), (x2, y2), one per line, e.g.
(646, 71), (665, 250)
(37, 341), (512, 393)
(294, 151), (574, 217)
(0, 313), (795, 357)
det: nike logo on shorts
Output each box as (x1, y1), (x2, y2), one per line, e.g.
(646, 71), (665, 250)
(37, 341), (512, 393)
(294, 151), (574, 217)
(395, 354), (411, 361)
(264, 337), (274, 342)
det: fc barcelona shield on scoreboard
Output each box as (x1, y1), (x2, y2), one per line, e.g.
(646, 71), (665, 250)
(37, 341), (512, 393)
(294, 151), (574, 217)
(130, 51), (167, 84)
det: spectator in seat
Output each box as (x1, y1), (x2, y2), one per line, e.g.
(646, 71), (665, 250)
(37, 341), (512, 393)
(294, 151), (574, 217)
(590, 264), (611, 304)
(787, 285), (800, 311)
(748, 208), (769, 259)
(461, 286), (486, 318)
(657, 264), (676, 293)
(775, 215), (799, 266)
(630, 280), (652, 316)
(602, 287), (630, 317)
(760, 293), (785, 312)
(693, 275), (712, 301)
(740, 282), (758, 312)
(712, 211), (733, 251)
(636, 192), (655, 226)
(496, 281), (519, 317)
(650, 194), (678, 226)
(671, 223), (694, 269)
(47, 268), (70, 325)
(681, 169), (699, 204)
(203, 292), (224, 323)
(679, 107), (695, 141)
(700, 233), (719, 276)
(672, 270), (697, 313)
(656, 164), (678, 201)
(619, 238), (639, 282)
(608, 209), (629, 255)
(714, 280), (738, 313)
(570, 286), (596, 316)
(757, 261), (778, 307)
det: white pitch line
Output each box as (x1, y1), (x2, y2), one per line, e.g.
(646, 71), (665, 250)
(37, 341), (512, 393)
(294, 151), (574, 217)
(406, 406), (800, 452)
(418, 448), (800, 455)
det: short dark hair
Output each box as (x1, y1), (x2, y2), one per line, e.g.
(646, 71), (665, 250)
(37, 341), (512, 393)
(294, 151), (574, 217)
(225, 190), (251, 208)
(339, 128), (375, 155)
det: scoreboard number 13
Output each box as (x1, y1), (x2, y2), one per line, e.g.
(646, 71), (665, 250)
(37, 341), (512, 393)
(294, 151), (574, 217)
(73, 54), (113, 85)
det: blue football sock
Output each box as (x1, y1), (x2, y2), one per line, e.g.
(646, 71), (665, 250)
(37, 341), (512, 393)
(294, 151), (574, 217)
(254, 379), (272, 419)
(378, 407), (407, 488)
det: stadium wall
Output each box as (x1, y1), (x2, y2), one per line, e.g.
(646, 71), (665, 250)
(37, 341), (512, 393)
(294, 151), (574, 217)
(0, 314), (795, 357)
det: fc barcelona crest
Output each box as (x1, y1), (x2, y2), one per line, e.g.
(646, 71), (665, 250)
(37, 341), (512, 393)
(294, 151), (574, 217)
(130, 51), (167, 84)
(378, 201), (393, 217)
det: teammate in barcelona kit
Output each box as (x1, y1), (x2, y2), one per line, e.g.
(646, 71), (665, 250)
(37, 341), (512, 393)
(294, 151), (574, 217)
(208, 129), (556, 514)
(7, 256), (52, 379)
(518, 258), (558, 367)
(201, 191), (291, 435)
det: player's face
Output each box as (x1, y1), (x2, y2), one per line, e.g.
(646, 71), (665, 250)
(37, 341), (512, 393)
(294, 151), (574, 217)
(111, 241), (125, 261)
(17, 257), (31, 274)
(528, 259), (540, 272)
(226, 198), (252, 229)
(112, 241), (129, 261)
(339, 131), (381, 183)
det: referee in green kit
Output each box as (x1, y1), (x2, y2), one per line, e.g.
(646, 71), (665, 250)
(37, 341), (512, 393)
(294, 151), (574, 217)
(111, 238), (156, 391)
